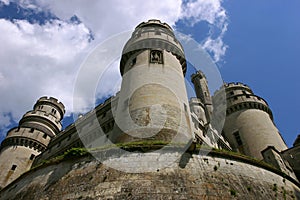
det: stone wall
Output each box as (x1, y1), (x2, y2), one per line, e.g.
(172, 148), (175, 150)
(1, 150), (299, 199)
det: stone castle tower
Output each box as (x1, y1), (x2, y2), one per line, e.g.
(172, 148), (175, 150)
(191, 70), (213, 123)
(114, 19), (192, 144)
(0, 20), (299, 199)
(0, 97), (64, 189)
(220, 83), (287, 160)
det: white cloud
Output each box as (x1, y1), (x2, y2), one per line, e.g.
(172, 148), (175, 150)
(37, 0), (182, 39)
(0, 0), (9, 5)
(0, 0), (229, 137)
(0, 18), (91, 134)
(180, 0), (228, 62)
(202, 36), (227, 62)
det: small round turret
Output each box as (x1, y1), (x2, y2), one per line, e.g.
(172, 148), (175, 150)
(33, 96), (65, 120)
(191, 70), (213, 122)
(0, 96), (65, 189)
(19, 96), (65, 137)
(221, 82), (287, 159)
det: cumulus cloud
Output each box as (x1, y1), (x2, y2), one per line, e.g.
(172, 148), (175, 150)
(180, 0), (228, 62)
(202, 34), (227, 62)
(0, 0), (229, 138)
(0, 18), (91, 134)
(37, 0), (182, 38)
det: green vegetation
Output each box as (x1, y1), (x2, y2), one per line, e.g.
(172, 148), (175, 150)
(63, 148), (88, 159)
(230, 189), (237, 196)
(27, 141), (299, 189)
(246, 186), (251, 192)
(282, 187), (287, 200)
(89, 140), (183, 152)
(31, 147), (89, 170)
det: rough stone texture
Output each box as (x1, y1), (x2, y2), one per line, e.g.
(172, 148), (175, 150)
(1, 152), (299, 200)
(224, 109), (288, 160)
(222, 82), (288, 160)
(114, 50), (193, 144)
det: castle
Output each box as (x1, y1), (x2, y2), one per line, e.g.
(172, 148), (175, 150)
(0, 20), (299, 199)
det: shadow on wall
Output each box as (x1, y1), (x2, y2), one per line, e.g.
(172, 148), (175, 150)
(179, 152), (193, 169)
(294, 188), (300, 199)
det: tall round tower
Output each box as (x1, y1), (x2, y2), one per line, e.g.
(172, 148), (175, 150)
(0, 97), (64, 189)
(191, 70), (213, 122)
(113, 19), (192, 143)
(221, 83), (287, 160)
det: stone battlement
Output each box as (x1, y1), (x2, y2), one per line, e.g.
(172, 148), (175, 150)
(120, 20), (186, 76)
(225, 82), (252, 92)
(35, 96), (65, 114)
(136, 19), (173, 32)
(191, 70), (207, 80)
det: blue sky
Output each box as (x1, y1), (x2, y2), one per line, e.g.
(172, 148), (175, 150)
(0, 0), (299, 147)
(222, 0), (300, 148)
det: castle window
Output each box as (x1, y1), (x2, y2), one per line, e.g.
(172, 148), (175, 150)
(11, 165), (17, 171)
(76, 142), (81, 147)
(233, 131), (243, 146)
(15, 127), (20, 132)
(184, 103), (187, 112)
(150, 50), (163, 64)
(67, 134), (72, 141)
(29, 128), (34, 133)
(131, 57), (136, 66)
(155, 29), (161, 35)
(51, 109), (56, 114)
(43, 133), (47, 139)
(234, 96), (238, 100)
(102, 126), (107, 133)
(230, 91), (234, 95)
(29, 154), (35, 160)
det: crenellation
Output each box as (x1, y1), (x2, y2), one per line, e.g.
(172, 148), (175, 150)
(35, 98), (65, 113)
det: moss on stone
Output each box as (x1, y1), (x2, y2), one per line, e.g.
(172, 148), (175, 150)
(230, 189), (237, 196)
